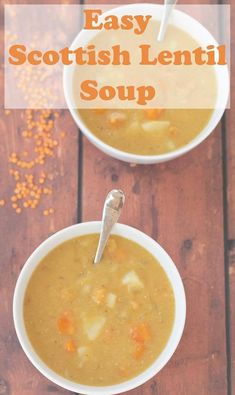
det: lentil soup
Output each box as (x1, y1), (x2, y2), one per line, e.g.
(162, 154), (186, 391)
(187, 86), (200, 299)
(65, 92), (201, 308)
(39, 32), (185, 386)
(24, 234), (175, 386)
(79, 108), (213, 155)
(75, 22), (216, 155)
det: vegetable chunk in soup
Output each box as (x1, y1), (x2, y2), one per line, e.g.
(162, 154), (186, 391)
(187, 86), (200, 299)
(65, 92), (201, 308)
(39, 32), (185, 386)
(24, 234), (175, 386)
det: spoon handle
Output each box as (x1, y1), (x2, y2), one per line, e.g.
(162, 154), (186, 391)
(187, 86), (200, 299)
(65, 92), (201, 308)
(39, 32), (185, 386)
(94, 190), (125, 264)
(157, 0), (177, 42)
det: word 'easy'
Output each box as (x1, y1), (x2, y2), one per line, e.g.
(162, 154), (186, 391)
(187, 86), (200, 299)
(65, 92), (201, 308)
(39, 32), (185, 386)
(83, 9), (152, 35)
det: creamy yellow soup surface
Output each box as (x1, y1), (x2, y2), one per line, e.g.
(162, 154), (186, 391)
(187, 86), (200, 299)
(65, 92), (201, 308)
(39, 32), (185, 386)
(75, 21), (216, 155)
(24, 234), (175, 386)
(79, 108), (213, 155)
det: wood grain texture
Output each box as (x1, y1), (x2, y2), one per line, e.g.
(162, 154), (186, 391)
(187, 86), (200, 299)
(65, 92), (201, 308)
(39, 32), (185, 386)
(82, 132), (227, 395)
(219, 1), (235, 393)
(228, 240), (235, 395)
(224, 3), (235, 242)
(0, 108), (79, 395)
(0, 3), (79, 395)
(81, 1), (228, 394)
(0, 109), (79, 395)
(224, 1), (235, 393)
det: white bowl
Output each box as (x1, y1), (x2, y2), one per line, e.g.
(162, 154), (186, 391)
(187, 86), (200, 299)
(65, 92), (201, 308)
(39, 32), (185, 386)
(63, 3), (229, 164)
(13, 221), (186, 395)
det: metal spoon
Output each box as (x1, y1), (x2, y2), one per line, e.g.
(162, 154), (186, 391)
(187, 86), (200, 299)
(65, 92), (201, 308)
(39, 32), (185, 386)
(157, 0), (177, 42)
(94, 189), (125, 264)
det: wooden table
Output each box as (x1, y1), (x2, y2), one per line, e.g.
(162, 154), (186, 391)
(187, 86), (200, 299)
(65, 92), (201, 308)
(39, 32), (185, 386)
(0, 1), (234, 394)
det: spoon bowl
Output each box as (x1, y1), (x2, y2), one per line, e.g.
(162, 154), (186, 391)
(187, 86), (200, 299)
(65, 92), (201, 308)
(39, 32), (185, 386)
(94, 189), (125, 264)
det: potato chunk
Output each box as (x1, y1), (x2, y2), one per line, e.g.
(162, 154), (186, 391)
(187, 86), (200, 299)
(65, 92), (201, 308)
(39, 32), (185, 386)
(166, 140), (176, 150)
(108, 111), (127, 125)
(106, 292), (117, 308)
(77, 346), (90, 367)
(122, 270), (143, 292)
(82, 283), (91, 295)
(141, 121), (170, 133)
(84, 316), (106, 340)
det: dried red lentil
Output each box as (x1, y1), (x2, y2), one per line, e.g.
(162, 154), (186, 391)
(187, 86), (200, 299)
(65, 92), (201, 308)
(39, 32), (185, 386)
(0, 109), (63, 215)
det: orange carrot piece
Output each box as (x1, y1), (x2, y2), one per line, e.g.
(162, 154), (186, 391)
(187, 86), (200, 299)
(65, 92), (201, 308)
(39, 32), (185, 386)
(65, 339), (76, 353)
(130, 323), (151, 343)
(57, 312), (74, 335)
(145, 109), (164, 120)
(133, 343), (146, 359)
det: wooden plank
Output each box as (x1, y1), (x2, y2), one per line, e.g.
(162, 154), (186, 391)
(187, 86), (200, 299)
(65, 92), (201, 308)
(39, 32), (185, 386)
(0, 109), (79, 395)
(81, 1), (228, 394)
(224, 1), (235, 393)
(0, 2), (79, 394)
(224, 2), (235, 241)
(0, 110), (79, 395)
(217, 1), (234, 393)
(82, 133), (227, 395)
(228, 240), (235, 395)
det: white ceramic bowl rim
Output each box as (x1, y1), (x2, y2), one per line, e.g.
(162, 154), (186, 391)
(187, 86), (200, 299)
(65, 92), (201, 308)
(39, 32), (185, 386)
(13, 221), (186, 395)
(63, 3), (229, 164)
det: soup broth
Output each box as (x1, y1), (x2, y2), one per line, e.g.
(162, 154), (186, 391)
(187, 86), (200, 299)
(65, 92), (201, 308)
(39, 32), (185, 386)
(79, 108), (213, 155)
(24, 234), (175, 386)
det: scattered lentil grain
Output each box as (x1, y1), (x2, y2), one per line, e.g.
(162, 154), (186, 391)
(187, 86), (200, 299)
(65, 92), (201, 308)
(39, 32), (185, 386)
(2, 109), (63, 215)
(0, 199), (5, 207)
